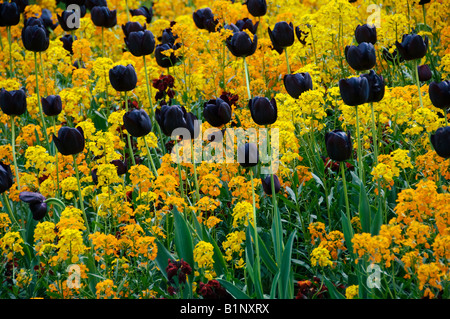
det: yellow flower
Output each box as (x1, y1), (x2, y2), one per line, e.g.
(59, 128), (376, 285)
(194, 241), (214, 269)
(310, 246), (333, 268)
(0, 231), (25, 261)
(231, 201), (254, 228)
(345, 285), (359, 299)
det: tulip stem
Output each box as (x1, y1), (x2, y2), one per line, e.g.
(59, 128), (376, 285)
(143, 136), (158, 178)
(10, 116), (20, 191)
(101, 27), (105, 57)
(2, 192), (19, 227)
(190, 141), (200, 203)
(52, 117), (60, 197)
(284, 47), (291, 74)
(39, 52), (48, 97)
(7, 26), (13, 77)
(370, 102), (379, 164)
(176, 143), (185, 200)
(34, 52), (50, 151)
(243, 57), (251, 100)
(340, 161), (351, 223)
(73, 154), (90, 235)
(355, 105), (364, 184)
(249, 168), (262, 297)
(124, 92), (136, 166)
(413, 59), (424, 108)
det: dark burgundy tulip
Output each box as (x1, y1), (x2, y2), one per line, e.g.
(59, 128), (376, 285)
(19, 191), (47, 221)
(0, 161), (13, 194)
(203, 98), (232, 127)
(261, 174), (281, 195)
(85, 0), (106, 10)
(57, 10), (79, 31)
(430, 126), (450, 158)
(382, 47), (404, 65)
(41, 95), (62, 116)
(395, 33), (428, 61)
(123, 108), (152, 137)
(159, 27), (178, 46)
(226, 30), (257, 58)
(41, 8), (58, 31)
(12, 0), (28, 14)
(325, 130), (353, 162)
(60, 34), (75, 54)
(268, 22), (295, 51)
(109, 64), (137, 92)
(248, 96), (277, 125)
(125, 30), (155, 57)
(361, 70), (385, 103)
(418, 64), (432, 82)
(155, 104), (200, 139)
(52, 126), (85, 156)
(130, 6), (153, 24)
(110, 159), (127, 175)
(295, 26), (308, 45)
(339, 76), (369, 106)
(235, 18), (258, 34)
(429, 81), (450, 110)
(344, 42), (376, 71)
(22, 17), (49, 52)
(122, 21), (146, 37)
(0, 88), (27, 116)
(283, 72), (313, 99)
(154, 43), (181, 68)
(355, 24), (377, 45)
(90, 6), (116, 28)
(0, 1), (20, 27)
(237, 143), (259, 168)
(245, 0), (267, 17)
(193, 7), (218, 32)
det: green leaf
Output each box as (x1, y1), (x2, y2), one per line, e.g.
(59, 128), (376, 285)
(216, 279), (251, 299)
(154, 239), (175, 280)
(358, 182), (371, 233)
(172, 208), (194, 269)
(371, 204), (383, 236)
(279, 231), (296, 299)
(340, 211), (354, 259)
(257, 234), (278, 275)
(323, 278), (345, 299)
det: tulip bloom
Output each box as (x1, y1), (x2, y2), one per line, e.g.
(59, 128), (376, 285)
(268, 21), (295, 50)
(21, 17), (49, 52)
(339, 76), (369, 106)
(57, 10), (80, 31)
(19, 191), (47, 221)
(245, 0), (267, 17)
(226, 30), (258, 58)
(237, 143), (259, 168)
(130, 6), (153, 24)
(283, 72), (313, 99)
(0, 1), (20, 26)
(193, 7), (218, 32)
(41, 95), (62, 116)
(235, 18), (259, 34)
(90, 6), (117, 28)
(125, 30), (155, 57)
(203, 98), (232, 127)
(428, 81), (450, 110)
(325, 130), (353, 162)
(109, 64), (137, 92)
(261, 175), (281, 195)
(155, 43), (181, 68)
(248, 96), (277, 125)
(156, 104), (200, 139)
(123, 108), (152, 137)
(395, 33), (428, 61)
(361, 70), (385, 103)
(0, 161), (13, 194)
(0, 88), (27, 116)
(417, 65), (432, 82)
(52, 126), (85, 156)
(344, 42), (376, 71)
(430, 126), (450, 158)
(354, 24), (377, 45)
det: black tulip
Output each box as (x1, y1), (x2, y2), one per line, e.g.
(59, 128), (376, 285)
(248, 96), (277, 126)
(159, 27), (178, 46)
(12, 0), (28, 14)
(52, 126), (85, 156)
(60, 34), (75, 54)
(339, 76), (369, 106)
(130, 6), (153, 24)
(90, 6), (116, 28)
(63, 0), (85, 6)
(41, 95), (62, 116)
(345, 42), (376, 71)
(355, 24), (377, 45)
(125, 30), (155, 57)
(0, 1), (20, 27)
(85, 0), (106, 10)
(245, 0), (267, 17)
(268, 22), (295, 51)
(123, 108), (152, 137)
(109, 64), (137, 92)
(237, 143), (259, 167)
(57, 10), (79, 31)
(203, 98), (232, 127)
(19, 191), (47, 221)
(295, 26), (308, 45)
(283, 72), (313, 99)
(261, 175), (281, 195)
(429, 81), (450, 110)
(325, 130), (353, 162)
(156, 104), (200, 139)
(418, 64), (432, 82)
(22, 18), (49, 52)
(41, 8), (58, 31)
(193, 7), (218, 32)
(361, 70), (385, 103)
(0, 88), (27, 116)
(154, 43), (181, 68)
(395, 33), (428, 61)
(235, 18), (258, 35)
(430, 126), (450, 158)
(122, 21), (146, 37)
(0, 161), (13, 194)
(226, 30), (257, 58)
(110, 159), (127, 175)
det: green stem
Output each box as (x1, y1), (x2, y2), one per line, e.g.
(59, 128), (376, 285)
(176, 143), (185, 200)
(10, 116), (20, 191)
(52, 117), (60, 197)
(2, 192), (19, 226)
(101, 27), (105, 57)
(355, 105), (364, 184)
(191, 141), (200, 203)
(124, 91), (136, 166)
(39, 52), (48, 96)
(340, 161), (351, 223)
(414, 59), (424, 108)
(243, 57), (251, 100)
(370, 102), (379, 164)
(7, 26), (13, 77)
(34, 52), (50, 150)
(73, 154), (90, 234)
(284, 47), (291, 74)
(144, 136), (158, 178)
(249, 168), (262, 296)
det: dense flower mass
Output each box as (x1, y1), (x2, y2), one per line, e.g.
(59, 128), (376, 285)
(0, 0), (449, 301)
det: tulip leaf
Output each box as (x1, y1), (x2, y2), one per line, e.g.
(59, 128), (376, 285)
(216, 279), (251, 299)
(371, 204), (383, 236)
(172, 207), (194, 272)
(323, 278), (345, 299)
(154, 238), (176, 280)
(358, 182), (371, 233)
(279, 231), (296, 299)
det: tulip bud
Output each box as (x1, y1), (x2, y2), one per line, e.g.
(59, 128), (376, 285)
(203, 98), (232, 127)
(245, 0), (267, 17)
(248, 96), (277, 125)
(430, 126), (450, 159)
(261, 175), (281, 195)
(19, 191), (47, 221)
(109, 64), (137, 92)
(354, 24), (377, 45)
(325, 130), (353, 162)
(41, 95), (63, 116)
(395, 33), (428, 61)
(339, 76), (369, 106)
(0, 161), (13, 194)
(52, 126), (85, 156)
(268, 21), (295, 51)
(344, 42), (376, 71)
(0, 88), (27, 116)
(154, 43), (181, 68)
(22, 17), (49, 52)
(130, 6), (153, 24)
(417, 64), (432, 82)
(237, 143), (259, 168)
(90, 6), (117, 28)
(361, 70), (385, 103)
(429, 80), (450, 110)
(283, 72), (313, 99)
(226, 30), (258, 58)
(125, 30), (155, 57)
(0, 1), (20, 27)
(193, 7), (218, 32)
(123, 108), (152, 137)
